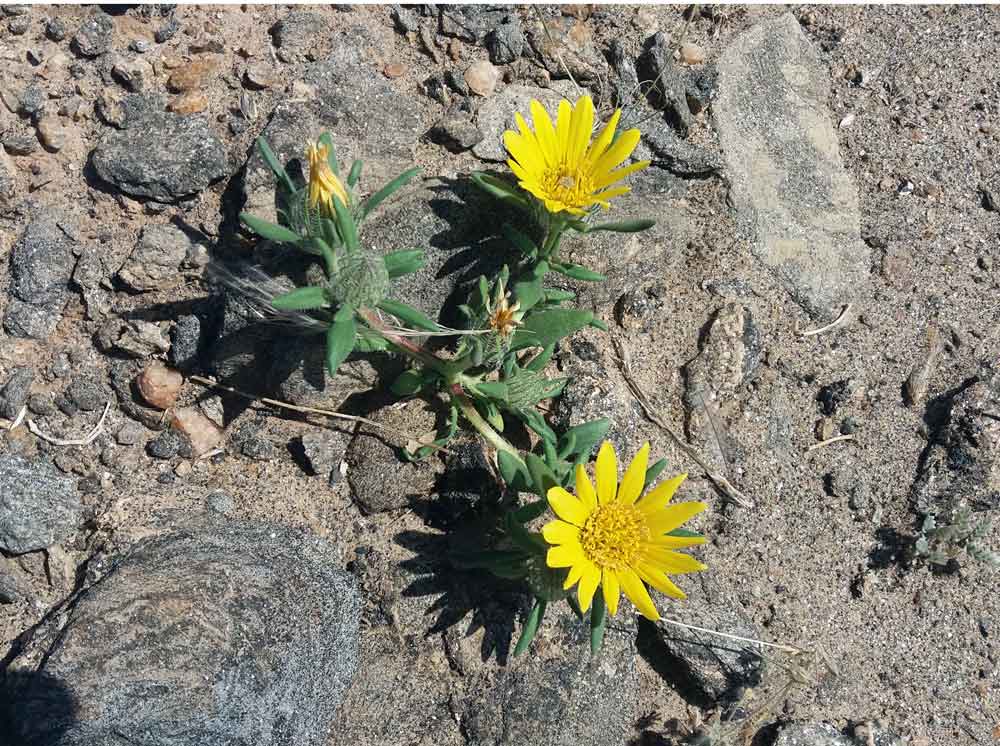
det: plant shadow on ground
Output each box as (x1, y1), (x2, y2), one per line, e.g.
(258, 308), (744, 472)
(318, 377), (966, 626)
(0, 670), (78, 746)
(394, 450), (531, 666)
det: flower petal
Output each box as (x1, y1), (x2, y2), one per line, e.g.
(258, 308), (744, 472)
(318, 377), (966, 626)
(646, 533), (707, 550)
(636, 561), (687, 599)
(563, 560), (586, 590)
(577, 562), (601, 612)
(641, 546), (708, 574)
(645, 501), (707, 536)
(575, 464), (598, 512)
(542, 519), (581, 546)
(594, 441), (618, 504)
(636, 474), (687, 514)
(530, 99), (558, 167)
(618, 442), (649, 504)
(602, 567), (621, 616)
(593, 128), (642, 174)
(569, 95), (594, 166)
(546, 486), (590, 526)
(586, 108), (622, 164)
(504, 131), (544, 175)
(618, 566), (660, 620)
(555, 99), (572, 162)
(594, 160), (650, 189)
(547, 542), (585, 568)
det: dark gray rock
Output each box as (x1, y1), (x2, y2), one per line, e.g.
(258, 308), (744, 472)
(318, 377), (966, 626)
(2, 129), (37, 156)
(270, 10), (331, 63)
(116, 420), (147, 446)
(637, 572), (764, 706)
(524, 13), (605, 84)
(639, 118), (723, 176)
(485, 17), (525, 65)
(168, 313), (204, 371)
(438, 5), (507, 43)
(445, 69), (469, 96)
(471, 82), (575, 162)
(0, 366), (34, 420)
(422, 73), (450, 106)
(300, 430), (347, 481)
(232, 421), (276, 461)
(639, 31), (693, 137)
(18, 82), (45, 117)
(147, 429), (189, 460)
(28, 392), (56, 416)
(92, 108), (227, 203)
(0, 454), (82, 554)
(0, 565), (23, 603)
(3, 208), (77, 339)
(71, 10), (114, 57)
(154, 17), (179, 44)
(241, 60), (425, 225)
(773, 724), (854, 746)
(65, 369), (111, 412)
(0, 147), (16, 202)
(45, 16), (67, 41)
(205, 490), (235, 514)
(118, 223), (204, 291)
(430, 114), (483, 152)
(390, 4), (418, 34)
(4, 518), (360, 746)
(7, 13), (28, 34)
(714, 13), (870, 320)
(608, 39), (640, 108)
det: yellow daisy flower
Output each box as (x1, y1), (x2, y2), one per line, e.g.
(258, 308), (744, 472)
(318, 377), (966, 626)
(503, 95), (650, 216)
(543, 441), (707, 621)
(306, 142), (350, 212)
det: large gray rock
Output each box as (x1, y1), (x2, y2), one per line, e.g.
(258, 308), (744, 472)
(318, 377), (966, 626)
(242, 60), (425, 225)
(118, 223), (206, 291)
(714, 13), (869, 320)
(471, 83), (576, 163)
(5, 518), (360, 746)
(3, 209), (77, 338)
(0, 454), (82, 555)
(92, 108), (228, 202)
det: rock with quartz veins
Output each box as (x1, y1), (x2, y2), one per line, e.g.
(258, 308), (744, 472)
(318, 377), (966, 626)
(714, 13), (869, 320)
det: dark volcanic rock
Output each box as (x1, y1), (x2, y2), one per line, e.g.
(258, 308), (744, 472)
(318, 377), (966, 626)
(118, 223), (204, 291)
(0, 366), (34, 420)
(639, 31), (693, 137)
(71, 10), (113, 57)
(92, 107), (227, 202)
(4, 518), (360, 746)
(3, 208), (77, 339)
(0, 454), (82, 555)
(270, 10), (332, 63)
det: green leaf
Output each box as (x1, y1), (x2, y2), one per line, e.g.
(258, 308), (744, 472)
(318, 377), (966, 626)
(542, 288), (576, 303)
(347, 159), (363, 187)
(506, 512), (548, 555)
(384, 249), (426, 278)
(361, 167), (421, 221)
(475, 381), (508, 400)
(520, 408), (557, 444)
(590, 594), (607, 655)
(355, 329), (390, 352)
(514, 599), (546, 656)
(332, 196), (359, 251)
(240, 212), (302, 244)
(667, 528), (703, 539)
(524, 344), (556, 373)
(471, 172), (530, 211)
(589, 317), (609, 332)
(512, 260), (549, 312)
(525, 453), (559, 497)
(325, 306), (357, 376)
(390, 370), (424, 396)
(257, 137), (295, 193)
(559, 419), (611, 458)
(510, 308), (594, 351)
(644, 458), (668, 489)
(574, 218), (655, 234)
(317, 132), (341, 178)
(501, 223), (539, 259)
(551, 261), (606, 282)
(498, 451), (531, 491)
(451, 549), (529, 570)
(377, 298), (439, 332)
(480, 399), (505, 431)
(271, 285), (329, 311)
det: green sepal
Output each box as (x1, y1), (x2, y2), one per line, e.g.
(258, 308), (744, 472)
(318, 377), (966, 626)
(271, 285), (330, 311)
(317, 132), (341, 178)
(667, 528), (703, 539)
(470, 172), (530, 211)
(510, 308), (594, 351)
(383, 249), (426, 278)
(590, 594), (607, 655)
(479, 399), (505, 431)
(325, 305), (357, 376)
(571, 218), (655, 234)
(501, 223), (539, 259)
(644, 458), (668, 489)
(559, 419), (611, 459)
(377, 299), (439, 332)
(361, 167), (421, 220)
(240, 212), (302, 244)
(256, 136), (295, 193)
(551, 261), (606, 282)
(332, 195), (359, 251)
(498, 451), (531, 492)
(525, 453), (559, 497)
(347, 159), (363, 188)
(390, 369), (424, 396)
(514, 599), (546, 656)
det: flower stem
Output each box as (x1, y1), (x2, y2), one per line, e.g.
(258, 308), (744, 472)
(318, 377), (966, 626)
(450, 385), (525, 466)
(356, 306), (447, 372)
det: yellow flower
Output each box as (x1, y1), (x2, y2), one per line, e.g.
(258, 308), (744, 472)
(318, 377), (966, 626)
(306, 142), (350, 212)
(487, 293), (521, 339)
(503, 95), (650, 216)
(543, 441), (707, 621)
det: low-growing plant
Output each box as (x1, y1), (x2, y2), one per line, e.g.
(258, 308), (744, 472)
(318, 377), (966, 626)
(916, 500), (1000, 569)
(236, 94), (710, 653)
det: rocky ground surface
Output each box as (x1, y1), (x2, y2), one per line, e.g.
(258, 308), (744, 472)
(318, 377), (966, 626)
(0, 4), (998, 746)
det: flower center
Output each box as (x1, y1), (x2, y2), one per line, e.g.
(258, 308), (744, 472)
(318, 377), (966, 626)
(579, 502), (649, 570)
(542, 165), (592, 207)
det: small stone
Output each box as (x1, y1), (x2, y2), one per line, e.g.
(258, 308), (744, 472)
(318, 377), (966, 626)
(465, 60), (501, 97)
(840, 416), (859, 435)
(147, 429), (186, 460)
(0, 454), (82, 554)
(111, 57), (153, 92)
(167, 91), (208, 115)
(904, 326), (944, 407)
(27, 392), (55, 416)
(816, 379), (852, 416)
(168, 314), (203, 371)
(171, 406), (222, 457)
(815, 417), (835, 441)
(35, 116), (66, 152)
(0, 366), (34, 420)
(233, 422), (275, 461)
(119, 223), (201, 291)
(383, 62), (406, 79)
(422, 74), (450, 105)
(430, 115), (483, 152)
(136, 362), (183, 410)
(18, 83), (45, 117)
(271, 11), (332, 63)
(678, 42), (706, 65)
(45, 17), (67, 41)
(154, 17), (179, 44)
(205, 490), (234, 514)
(96, 319), (171, 358)
(130, 39), (151, 54)
(189, 37), (224, 54)
(242, 63), (274, 90)
(445, 69), (468, 96)
(167, 58), (218, 93)
(116, 420), (146, 446)
(3, 131), (37, 156)
(8, 14), (28, 34)
(300, 431), (347, 480)
(66, 371), (110, 412)
(71, 11), (114, 57)
(773, 724), (855, 746)
(485, 19), (525, 65)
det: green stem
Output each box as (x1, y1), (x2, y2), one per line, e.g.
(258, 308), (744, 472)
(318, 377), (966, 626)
(451, 387), (525, 465)
(357, 306), (447, 372)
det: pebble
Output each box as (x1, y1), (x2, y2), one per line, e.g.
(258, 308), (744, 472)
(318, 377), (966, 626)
(815, 417), (835, 441)
(136, 362), (183, 410)
(431, 115), (484, 152)
(300, 431), (347, 481)
(464, 60), (500, 97)
(839, 416), (860, 435)
(66, 371), (110, 412)
(45, 17), (67, 41)
(111, 58), (153, 92)
(167, 91), (208, 115)
(27, 392), (55, 416)
(205, 490), (235, 514)
(167, 58), (217, 93)
(0, 366), (34, 420)
(189, 37), (224, 54)
(116, 420), (147, 446)
(383, 62), (406, 79)
(72, 11), (114, 57)
(147, 429), (187, 460)
(171, 406), (222, 457)
(3, 131), (36, 156)
(19, 83), (45, 117)
(154, 17), (179, 44)
(242, 63), (274, 90)
(130, 39), (151, 54)
(8, 14), (28, 35)
(679, 42), (706, 65)
(35, 116), (66, 152)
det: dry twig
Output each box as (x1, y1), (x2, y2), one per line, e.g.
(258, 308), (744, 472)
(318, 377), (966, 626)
(796, 304), (853, 337)
(612, 336), (754, 508)
(806, 434), (857, 453)
(27, 400), (112, 446)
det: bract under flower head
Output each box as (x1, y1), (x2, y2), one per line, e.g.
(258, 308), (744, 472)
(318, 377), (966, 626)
(543, 441), (707, 620)
(503, 95), (650, 216)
